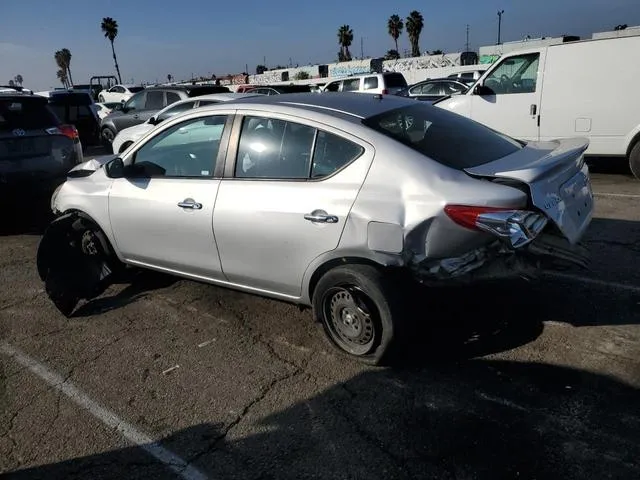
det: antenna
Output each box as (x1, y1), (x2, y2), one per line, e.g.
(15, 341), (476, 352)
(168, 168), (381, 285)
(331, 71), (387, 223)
(465, 24), (470, 51)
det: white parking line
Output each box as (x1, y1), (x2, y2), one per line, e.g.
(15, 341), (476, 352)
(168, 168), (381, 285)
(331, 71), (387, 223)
(593, 192), (640, 199)
(544, 272), (640, 293)
(0, 341), (209, 480)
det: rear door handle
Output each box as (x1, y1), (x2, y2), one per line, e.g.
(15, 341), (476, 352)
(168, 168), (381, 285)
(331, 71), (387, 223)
(304, 209), (338, 224)
(530, 104), (537, 115)
(178, 198), (202, 210)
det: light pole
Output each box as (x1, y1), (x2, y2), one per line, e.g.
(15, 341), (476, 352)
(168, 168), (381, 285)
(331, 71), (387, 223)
(497, 10), (505, 45)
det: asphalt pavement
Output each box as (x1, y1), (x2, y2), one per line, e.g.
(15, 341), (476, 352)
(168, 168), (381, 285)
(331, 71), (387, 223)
(1, 167), (639, 480)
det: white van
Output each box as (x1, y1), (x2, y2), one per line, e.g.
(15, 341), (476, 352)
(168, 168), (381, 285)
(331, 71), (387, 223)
(435, 35), (640, 178)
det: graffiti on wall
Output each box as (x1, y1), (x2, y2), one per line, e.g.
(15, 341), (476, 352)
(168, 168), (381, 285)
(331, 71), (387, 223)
(328, 58), (383, 78)
(479, 55), (500, 64)
(383, 53), (463, 72)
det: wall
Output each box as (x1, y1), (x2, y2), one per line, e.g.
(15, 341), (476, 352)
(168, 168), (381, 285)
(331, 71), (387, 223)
(479, 36), (569, 58)
(383, 53), (462, 72)
(327, 58), (383, 78)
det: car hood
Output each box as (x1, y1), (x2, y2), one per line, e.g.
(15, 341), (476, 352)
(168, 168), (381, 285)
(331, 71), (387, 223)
(68, 154), (117, 176)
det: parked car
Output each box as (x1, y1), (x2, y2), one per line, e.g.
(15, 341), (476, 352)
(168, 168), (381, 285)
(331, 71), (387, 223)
(111, 92), (264, 154)
(46, 91), (101, 146)
(446, 70), (486, 85)
(95, 102), (122, 121)
(397, 78), (469, 103)
(100, 84), (231, 146)
(0, 92), (82, 203)
(97, 84), (145, 103)
(322, 72), (408, 95)
(38, 93), (593, 365)
(246, 85), (312, 95)
(436, 35), (640, 178)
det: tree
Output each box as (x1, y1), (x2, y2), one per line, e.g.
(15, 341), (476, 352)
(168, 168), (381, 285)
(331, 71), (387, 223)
(255, 65), (267, 74)
(337, 25), (354, 62)
(387, 15), (404, 54)
(295, 71), (310, 80)
(54, 50), (69, 88)
(167, 74), (172, 83)
(406, 10), (424, 57)
(56, 69), (69, 88)
(8, 80), (15, 87)
(13, 74), (23, 86)
(430, 49), (444, 55)
(101, 17), (122, 83)
(60, 48), (74, 86)
(384, 49), (400, 60)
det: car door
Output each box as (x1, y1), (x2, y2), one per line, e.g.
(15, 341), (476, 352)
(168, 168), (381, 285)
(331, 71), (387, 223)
(108, 112), (233, 279)
(114, 91), (147, 131)
(213, 113), (373, 297)
(469, 51), (545, 141)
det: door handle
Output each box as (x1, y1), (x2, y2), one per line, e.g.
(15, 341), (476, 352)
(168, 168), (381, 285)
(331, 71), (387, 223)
(530, 104), (537, 115)
(177, 199), (202, 210)
(304, 210), (338, 224)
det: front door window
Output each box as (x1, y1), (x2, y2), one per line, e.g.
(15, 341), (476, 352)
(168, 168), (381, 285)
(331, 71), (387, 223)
(483, 53), (540, 95)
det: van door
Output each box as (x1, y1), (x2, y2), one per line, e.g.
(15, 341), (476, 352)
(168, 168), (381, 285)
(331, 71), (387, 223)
(469, 51), (545, 141)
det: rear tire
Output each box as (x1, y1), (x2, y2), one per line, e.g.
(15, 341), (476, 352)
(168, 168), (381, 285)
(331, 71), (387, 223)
(101, 127), (116, 149)
(629, 141), (640, 180)
(312, 265), (404, 365)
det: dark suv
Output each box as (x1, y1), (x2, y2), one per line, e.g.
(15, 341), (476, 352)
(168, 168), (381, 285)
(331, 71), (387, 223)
(99, 85), (230, 146)
(0, 93), (83, 201)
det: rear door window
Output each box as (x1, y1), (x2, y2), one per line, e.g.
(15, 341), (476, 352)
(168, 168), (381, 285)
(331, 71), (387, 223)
(145, 91), (164, 109)
(0, 98), (58, 130)
(363, 77), (379, 90)
(342, 79), (360, 92)
(362, 104), (522, 169)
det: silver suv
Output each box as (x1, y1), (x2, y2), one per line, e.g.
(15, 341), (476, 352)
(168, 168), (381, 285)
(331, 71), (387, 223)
(322, 72), (408, 95)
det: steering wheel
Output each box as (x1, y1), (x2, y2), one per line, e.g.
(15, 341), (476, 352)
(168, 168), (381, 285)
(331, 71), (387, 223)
(500, 74), (512, 93)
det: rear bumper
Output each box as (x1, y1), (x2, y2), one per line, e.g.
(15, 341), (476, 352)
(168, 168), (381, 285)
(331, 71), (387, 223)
(411, 233), (589, 286)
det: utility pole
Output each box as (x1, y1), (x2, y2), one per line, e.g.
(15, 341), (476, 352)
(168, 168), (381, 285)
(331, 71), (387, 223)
(360, 37), (364, 59)
(497, 10), (505, 45)
(465, 24), (470, 51)
(263, 56), (266, 68)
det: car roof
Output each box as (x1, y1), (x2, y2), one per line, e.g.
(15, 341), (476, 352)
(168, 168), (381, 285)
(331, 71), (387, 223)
(196, 92), (416, 121)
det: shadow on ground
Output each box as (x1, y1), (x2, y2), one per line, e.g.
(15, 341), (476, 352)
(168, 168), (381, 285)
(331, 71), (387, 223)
(0, 197), (53, 236)
(6, 360), (639, 480)
(586, 157), (632, 176)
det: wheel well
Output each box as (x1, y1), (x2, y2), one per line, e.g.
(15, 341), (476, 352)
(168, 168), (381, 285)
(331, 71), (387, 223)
(119, 141), (133, 153)
(62, 210), (119, 262)
(626, 131), (640, 158)
(307, 257), (385, 301)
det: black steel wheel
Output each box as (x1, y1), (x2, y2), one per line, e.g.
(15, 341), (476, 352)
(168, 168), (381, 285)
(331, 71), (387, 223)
(312, 265), (403, 365)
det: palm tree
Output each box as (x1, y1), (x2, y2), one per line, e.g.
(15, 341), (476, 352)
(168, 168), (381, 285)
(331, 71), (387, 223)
(337, 25), (354, 62)
(387, 15), (404, 54)
(101, 17), (122, 83)
(54, 50), (69, 87)
(60, 48), (74, 86)
(167, 74), (172, 83)
(56, 69), (69, 88)
(406, 10), (424, 57)
(8, 80), (15, 87)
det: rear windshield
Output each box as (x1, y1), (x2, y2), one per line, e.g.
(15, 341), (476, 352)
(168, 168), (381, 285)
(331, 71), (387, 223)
(49, 93), (93, 105)
(0, 97), (59, 130)
(186, 86), (231, 96)
(275, 85), (312, 93)
(383, 73), (408, 88)
(362, 104), (523, 169)
(128, 86), (144, 93)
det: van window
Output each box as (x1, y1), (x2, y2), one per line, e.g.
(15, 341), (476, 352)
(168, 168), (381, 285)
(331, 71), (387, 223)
(483, 53), (540, 95)
(362, 104), (522, 169)
(324, 81), (340, 92)
(363, 77), (379, 90)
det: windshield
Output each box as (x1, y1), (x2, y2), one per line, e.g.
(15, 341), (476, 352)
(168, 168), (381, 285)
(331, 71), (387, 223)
(0, 97), (59, 130)
(362, 104), (523, 169)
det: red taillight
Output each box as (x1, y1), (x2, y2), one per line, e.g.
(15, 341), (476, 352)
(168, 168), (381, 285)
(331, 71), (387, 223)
(59, 124), (79, 141)
(444, 205), (516, 230)
(381, 89), (389, 95)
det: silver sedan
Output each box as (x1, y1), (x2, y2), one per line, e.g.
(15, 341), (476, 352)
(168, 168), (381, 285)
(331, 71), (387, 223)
(38, 92), (594, 364)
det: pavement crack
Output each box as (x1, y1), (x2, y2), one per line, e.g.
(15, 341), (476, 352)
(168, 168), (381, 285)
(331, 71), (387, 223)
(0, 291), (43, 312)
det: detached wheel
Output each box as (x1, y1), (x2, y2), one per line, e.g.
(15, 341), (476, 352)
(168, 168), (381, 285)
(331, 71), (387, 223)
(629, 141), (640, 180)
(312, 265), (403, 365)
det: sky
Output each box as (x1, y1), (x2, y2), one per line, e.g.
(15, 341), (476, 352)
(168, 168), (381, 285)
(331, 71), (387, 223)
(1, 0), (639, 91)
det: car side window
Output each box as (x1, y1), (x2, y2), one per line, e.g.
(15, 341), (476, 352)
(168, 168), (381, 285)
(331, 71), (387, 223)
(364, 76), (379, 90)
(145, 91), (164, 110)
(311, 131), (364, 179)
(235, 116), (316, 179)
(324, 82), (340, 92)
(157, 101), (196, 121)
(131, 115), (227, 178)
(166, 92), (181, 104)
(342, 79), (360, 92)
(483, 53), (540, 95)
(198, 100), (219, 106)
(124, 92), (145, 111)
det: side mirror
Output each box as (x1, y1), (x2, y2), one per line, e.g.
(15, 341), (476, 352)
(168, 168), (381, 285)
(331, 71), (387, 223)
(105, 157), (125, 178)
(473, 84), (494, 96)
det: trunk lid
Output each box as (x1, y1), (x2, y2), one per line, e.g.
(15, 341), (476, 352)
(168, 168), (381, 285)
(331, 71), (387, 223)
(464, 137), (593, 244)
